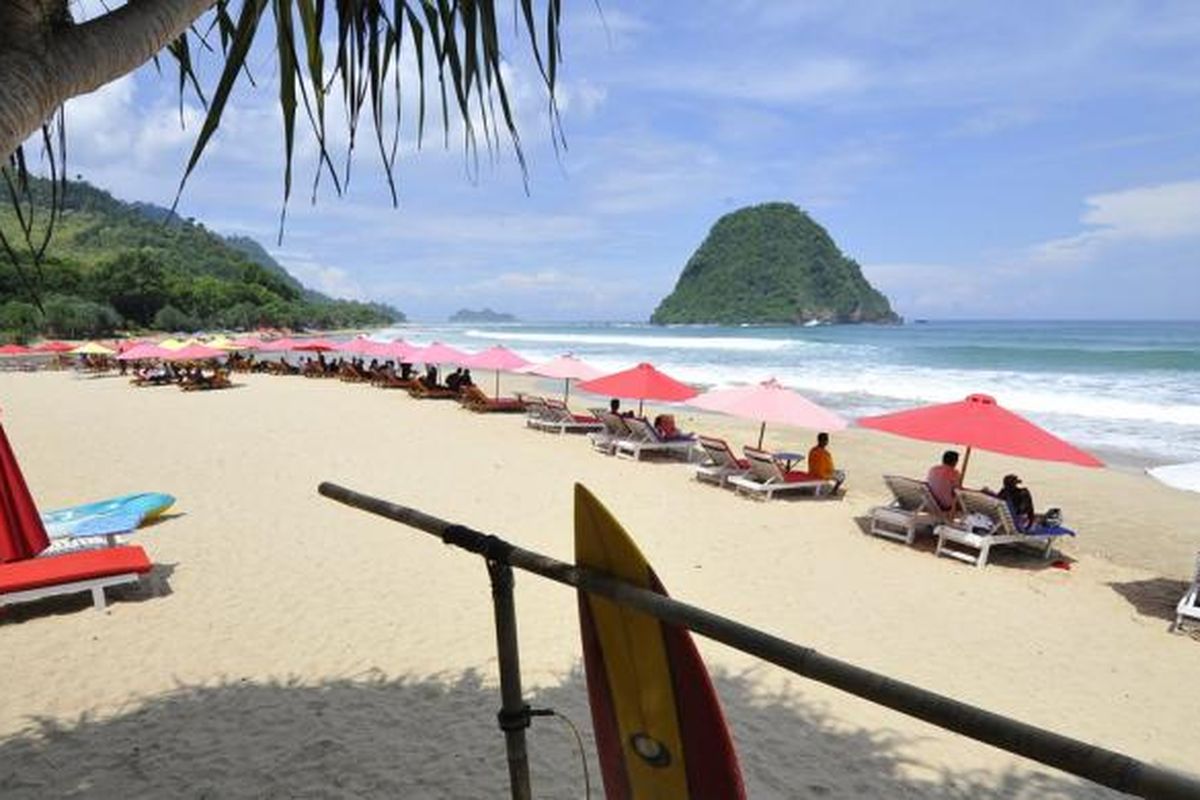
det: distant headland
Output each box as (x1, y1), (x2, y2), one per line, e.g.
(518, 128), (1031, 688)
(449, 308), (518, 323)
(651, 202), (899, 325)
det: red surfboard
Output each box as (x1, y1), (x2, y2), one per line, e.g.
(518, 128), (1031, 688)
(575, 483), (745, 799)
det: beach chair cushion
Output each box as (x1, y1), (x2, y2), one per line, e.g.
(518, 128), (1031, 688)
(1, 546), (152, 594)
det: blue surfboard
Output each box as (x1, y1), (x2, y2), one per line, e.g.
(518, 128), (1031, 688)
(41, 492), (175, 539)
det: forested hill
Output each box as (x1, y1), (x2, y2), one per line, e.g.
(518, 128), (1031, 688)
(0, 178), (403, 339)
(651, 203), (899, 325)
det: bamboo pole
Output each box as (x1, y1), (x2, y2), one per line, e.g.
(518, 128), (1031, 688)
(317, 482), (1200, 800)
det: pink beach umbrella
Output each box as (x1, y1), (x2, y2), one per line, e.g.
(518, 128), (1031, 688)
(691, 378), (848, 448)
(378, 340), (418, 361)
(116, 343), (172, 361)
(164, 344), (225, 361)
(412, 341), (471, 366)
(519, 354), (603, 403)
(462, 345), (530, 398)
(0, 344), (30, 356)
(339, 336), (376, 355)
(577, 362), (698, 416)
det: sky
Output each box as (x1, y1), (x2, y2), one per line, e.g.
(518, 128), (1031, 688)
(47, 1), (1200, 321)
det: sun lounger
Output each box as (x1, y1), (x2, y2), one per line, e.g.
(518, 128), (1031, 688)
(459, 385), (526, 413)
(523, 396), (552, 427)
(728, 447), (835, 500)
(408, 380), (459, 399)
(612, 417), (698, 462)
(588, 410), (634, 454)
(531, 399), (603, 434)
(934, 488), (1075, 568)
(1173, 553), (1200, 633)
(694, 435), (751, 486)
(868, 475), (954, 545)
(0, 545), (152, 613)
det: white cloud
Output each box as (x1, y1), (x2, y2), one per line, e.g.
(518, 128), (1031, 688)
(1031, 179), (1200, 263)
(273, 251), (366, 300)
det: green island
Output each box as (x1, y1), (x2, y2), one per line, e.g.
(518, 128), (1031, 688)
(650, 202), (899, 325)
(449, 308), (517, 323)
(0, 178), (403, 340)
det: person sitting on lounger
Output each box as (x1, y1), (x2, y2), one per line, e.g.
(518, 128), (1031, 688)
(807, 432), (846, 492)
(984, 473), (1038, 530)
(653, 414), (691, 441)
(926, 450), (962, 511)
(610, 398), (633, 418)
(423, 364), (440, 388)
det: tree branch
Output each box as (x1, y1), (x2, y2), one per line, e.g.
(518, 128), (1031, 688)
(0, 0), (216, 160)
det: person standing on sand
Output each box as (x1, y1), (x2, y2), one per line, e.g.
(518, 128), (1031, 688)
(807, 432), (846, 491)
(926, 450), (962, 511)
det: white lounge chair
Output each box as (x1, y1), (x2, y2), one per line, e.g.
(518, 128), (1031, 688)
(532, 399), (603, 434)
(522, 395), (552, 428)
(869, 475), (953, 545)
(934, 488), (1073, 568)
(612, 417), (698, 462)
(588, 410), (633, 454)
(728, 447), (834, 500)
(694, 435), (751, 486)
(1173, 553), (1200, 633)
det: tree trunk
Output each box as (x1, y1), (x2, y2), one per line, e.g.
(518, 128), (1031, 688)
(0, 0), (216, 160)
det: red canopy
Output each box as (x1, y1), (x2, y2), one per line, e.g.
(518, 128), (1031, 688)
(578, 362), (697, 414)
(858, 393), (1103, 469)
(0, 419), (49, 562)
(0, 344), (30, 356)
(34, 340), (75, 353)
(294, 338), (339, 352)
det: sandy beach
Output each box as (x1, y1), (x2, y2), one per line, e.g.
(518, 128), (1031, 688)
(2, 369), (1198, 798)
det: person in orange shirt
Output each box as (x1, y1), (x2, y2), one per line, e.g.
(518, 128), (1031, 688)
(807, 432), (846, 492)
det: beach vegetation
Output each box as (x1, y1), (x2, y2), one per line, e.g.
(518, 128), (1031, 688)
(0, 177), (404, 339)
(651, 203), (900, 326)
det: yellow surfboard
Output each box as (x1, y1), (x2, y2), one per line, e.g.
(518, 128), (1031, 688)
(575, 484), (744, 799)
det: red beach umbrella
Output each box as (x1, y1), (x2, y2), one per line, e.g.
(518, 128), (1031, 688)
(34, 340), (75, 353)
(0, 344), (30, 356)
(0, 417), (50, 562)
(462, 345), (531, 398)
(858, 393), (1103, 477)
(519, 354), (604, 403)
(164, 344), (226, 361)
(577, 362), (698, 416)
(294, 338), (339, 352)
(691, 378), (848, 448)
(259, 337), (300, 353)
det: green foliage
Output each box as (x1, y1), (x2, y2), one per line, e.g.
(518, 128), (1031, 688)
(41, 295), (121, 338)
(0, 301), (41, 342)
(0, 177), (405, 335)
(651, 203), (900, 325)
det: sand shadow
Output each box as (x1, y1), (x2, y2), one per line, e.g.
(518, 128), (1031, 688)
(0, 563), (175, 625)
(1107, 577), (1188, 625)
(0, 665), (1127, 799)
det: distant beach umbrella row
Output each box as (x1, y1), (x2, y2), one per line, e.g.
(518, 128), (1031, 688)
(13, 335), (1106, 469)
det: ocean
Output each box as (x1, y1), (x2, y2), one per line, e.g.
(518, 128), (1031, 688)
(377, 320), (1200, 470)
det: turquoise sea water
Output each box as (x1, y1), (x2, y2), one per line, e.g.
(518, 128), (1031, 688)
(378, 320), (1200, 468)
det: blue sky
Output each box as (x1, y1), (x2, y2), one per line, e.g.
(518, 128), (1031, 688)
(57, 1), (1200, 321)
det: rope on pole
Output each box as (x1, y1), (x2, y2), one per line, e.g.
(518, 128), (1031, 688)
(318, 481), (1200, 800)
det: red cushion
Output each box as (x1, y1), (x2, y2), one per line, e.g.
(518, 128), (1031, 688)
(782, 470), (817, 484)
(734, 459), (750, 469)
(0, 546), (151, 594)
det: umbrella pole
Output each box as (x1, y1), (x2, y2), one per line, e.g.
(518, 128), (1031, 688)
(487, 559), (534, 800)
(638, 398), (644, 417)
(757, 422), (766, 449)
(495, 370), (501, 400)
(563, 378), (570, 404)
(960, 445), (973, 486)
